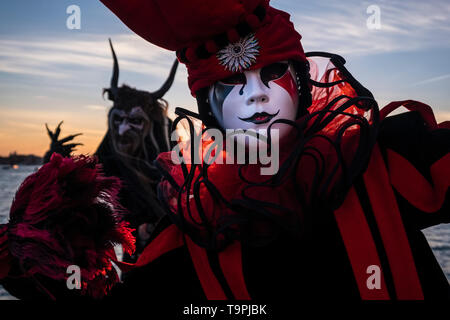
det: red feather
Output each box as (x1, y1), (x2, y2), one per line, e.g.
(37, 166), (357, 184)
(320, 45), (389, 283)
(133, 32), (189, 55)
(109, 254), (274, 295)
(4, 153), (135, 298)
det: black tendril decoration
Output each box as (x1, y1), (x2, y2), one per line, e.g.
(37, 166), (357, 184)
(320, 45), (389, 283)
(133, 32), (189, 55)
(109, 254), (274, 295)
(156, 53), (380, 252)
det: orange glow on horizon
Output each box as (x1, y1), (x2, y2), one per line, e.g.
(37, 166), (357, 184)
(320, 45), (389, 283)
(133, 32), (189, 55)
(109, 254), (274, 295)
(0, 107), (108, 158)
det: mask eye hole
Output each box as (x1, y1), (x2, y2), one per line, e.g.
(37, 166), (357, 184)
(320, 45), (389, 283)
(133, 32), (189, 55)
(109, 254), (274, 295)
(113, 115), (123, 125)
(219, 73), (246, 85)
(129, 118), (143, 126)
(260, 63), (289, 83)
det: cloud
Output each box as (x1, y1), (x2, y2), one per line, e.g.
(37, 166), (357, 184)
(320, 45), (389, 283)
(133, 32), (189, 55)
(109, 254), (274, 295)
(0, 60), (70, 79)
(3, 120), (43, 132)
(287, 0), (450, 56)
(411, 74), (450, 87)
(84, 104), (107, 111)
(0, 33), (183, 81)
(2, 1), (449, 81)
(435, 111), (450, 124)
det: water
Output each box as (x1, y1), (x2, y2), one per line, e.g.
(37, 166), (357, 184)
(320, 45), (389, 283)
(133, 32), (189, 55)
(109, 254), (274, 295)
(0, 165), (448, 299)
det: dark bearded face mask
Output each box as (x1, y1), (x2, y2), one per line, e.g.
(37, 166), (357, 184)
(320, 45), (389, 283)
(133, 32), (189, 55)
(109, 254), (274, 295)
(109, 105), (149, 155)
(103, 39), (178, 158)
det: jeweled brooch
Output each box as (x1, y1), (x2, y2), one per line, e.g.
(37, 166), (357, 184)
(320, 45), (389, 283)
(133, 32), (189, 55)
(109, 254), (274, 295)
(217, 33), (260, 72)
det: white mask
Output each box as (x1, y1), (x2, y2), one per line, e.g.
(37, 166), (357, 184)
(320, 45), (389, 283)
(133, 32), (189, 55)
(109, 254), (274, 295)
(208, 61), (299, 140)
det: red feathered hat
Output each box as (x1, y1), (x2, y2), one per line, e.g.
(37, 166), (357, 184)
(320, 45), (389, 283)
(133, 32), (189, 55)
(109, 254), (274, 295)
(100, 0), (306, 95)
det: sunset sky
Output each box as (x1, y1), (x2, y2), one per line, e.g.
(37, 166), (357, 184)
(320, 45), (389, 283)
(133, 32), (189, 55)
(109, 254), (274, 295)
(0, 0), (449, 157)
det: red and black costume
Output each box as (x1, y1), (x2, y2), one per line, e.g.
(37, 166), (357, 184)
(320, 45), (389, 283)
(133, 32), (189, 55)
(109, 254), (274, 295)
(98, 0), (450, 300)
(0, 0), (449, 301)
(108, 57), (450, 301)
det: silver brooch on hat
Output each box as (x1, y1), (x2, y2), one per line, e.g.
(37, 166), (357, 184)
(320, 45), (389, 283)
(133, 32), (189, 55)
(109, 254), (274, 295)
(217, 33), (260, 72)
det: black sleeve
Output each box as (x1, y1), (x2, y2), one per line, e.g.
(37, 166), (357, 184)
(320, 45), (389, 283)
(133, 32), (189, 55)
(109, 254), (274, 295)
(377, 111), (450, 230)
(107, 245), (205, 301)
(108, 216), (205, 301)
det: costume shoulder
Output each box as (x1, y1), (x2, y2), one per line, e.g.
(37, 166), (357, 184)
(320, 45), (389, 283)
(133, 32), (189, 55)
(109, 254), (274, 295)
(306, 53), (449, 226)
(377, 102), (450, 229)
(378, 109), (449, 174)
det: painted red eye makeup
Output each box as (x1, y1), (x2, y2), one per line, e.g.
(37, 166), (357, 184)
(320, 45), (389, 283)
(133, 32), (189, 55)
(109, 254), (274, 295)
(273, 71), (298, 103)
(260, 63), (289, 87)
(259, 62), (297, 101)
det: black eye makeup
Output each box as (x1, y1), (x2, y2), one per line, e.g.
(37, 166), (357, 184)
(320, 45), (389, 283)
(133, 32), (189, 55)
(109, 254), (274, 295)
(113, 115), (123, 125)
(129, 118), (143, 126)
(219, 73), (246, 85)
(260, 62), (289, 88)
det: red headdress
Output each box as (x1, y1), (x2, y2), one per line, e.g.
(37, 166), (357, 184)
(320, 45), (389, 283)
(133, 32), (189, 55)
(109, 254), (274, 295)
(100, 0), (307, 95)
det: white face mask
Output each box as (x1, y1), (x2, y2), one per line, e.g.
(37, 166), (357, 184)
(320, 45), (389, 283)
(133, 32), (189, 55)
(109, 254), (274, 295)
(208, 61), (299, 139)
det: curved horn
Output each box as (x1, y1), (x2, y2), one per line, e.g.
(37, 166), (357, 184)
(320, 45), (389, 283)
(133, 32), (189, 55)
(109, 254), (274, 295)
(107, 38), (119, 101)
(151, 59), (179, 100)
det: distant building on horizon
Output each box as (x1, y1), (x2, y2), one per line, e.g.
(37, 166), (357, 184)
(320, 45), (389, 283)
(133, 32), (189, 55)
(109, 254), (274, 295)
(0, 152), (42, 165)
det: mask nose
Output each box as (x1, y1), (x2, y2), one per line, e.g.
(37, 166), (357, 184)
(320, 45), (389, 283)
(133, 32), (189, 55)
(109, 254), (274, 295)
(245, 72), (269, 106)
(118, 120), (131, 136)
(246, 93), (269, 105)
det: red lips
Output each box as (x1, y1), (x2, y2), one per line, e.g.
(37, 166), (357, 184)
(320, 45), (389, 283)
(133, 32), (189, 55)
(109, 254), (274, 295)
(238, 109), (280, 124)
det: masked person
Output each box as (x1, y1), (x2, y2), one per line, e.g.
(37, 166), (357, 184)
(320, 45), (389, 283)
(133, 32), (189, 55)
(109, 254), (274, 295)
(96, 39), (179, 261)
(41, 40), (179, 262)
(0, 0), (449, 301)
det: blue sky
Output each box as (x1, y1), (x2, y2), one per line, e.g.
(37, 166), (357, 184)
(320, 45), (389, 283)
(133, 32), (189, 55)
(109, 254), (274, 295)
(0, 0), (449, 156)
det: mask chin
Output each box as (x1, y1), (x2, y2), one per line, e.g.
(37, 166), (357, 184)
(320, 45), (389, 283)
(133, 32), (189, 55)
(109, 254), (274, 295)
(116, 141), (136, 154)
